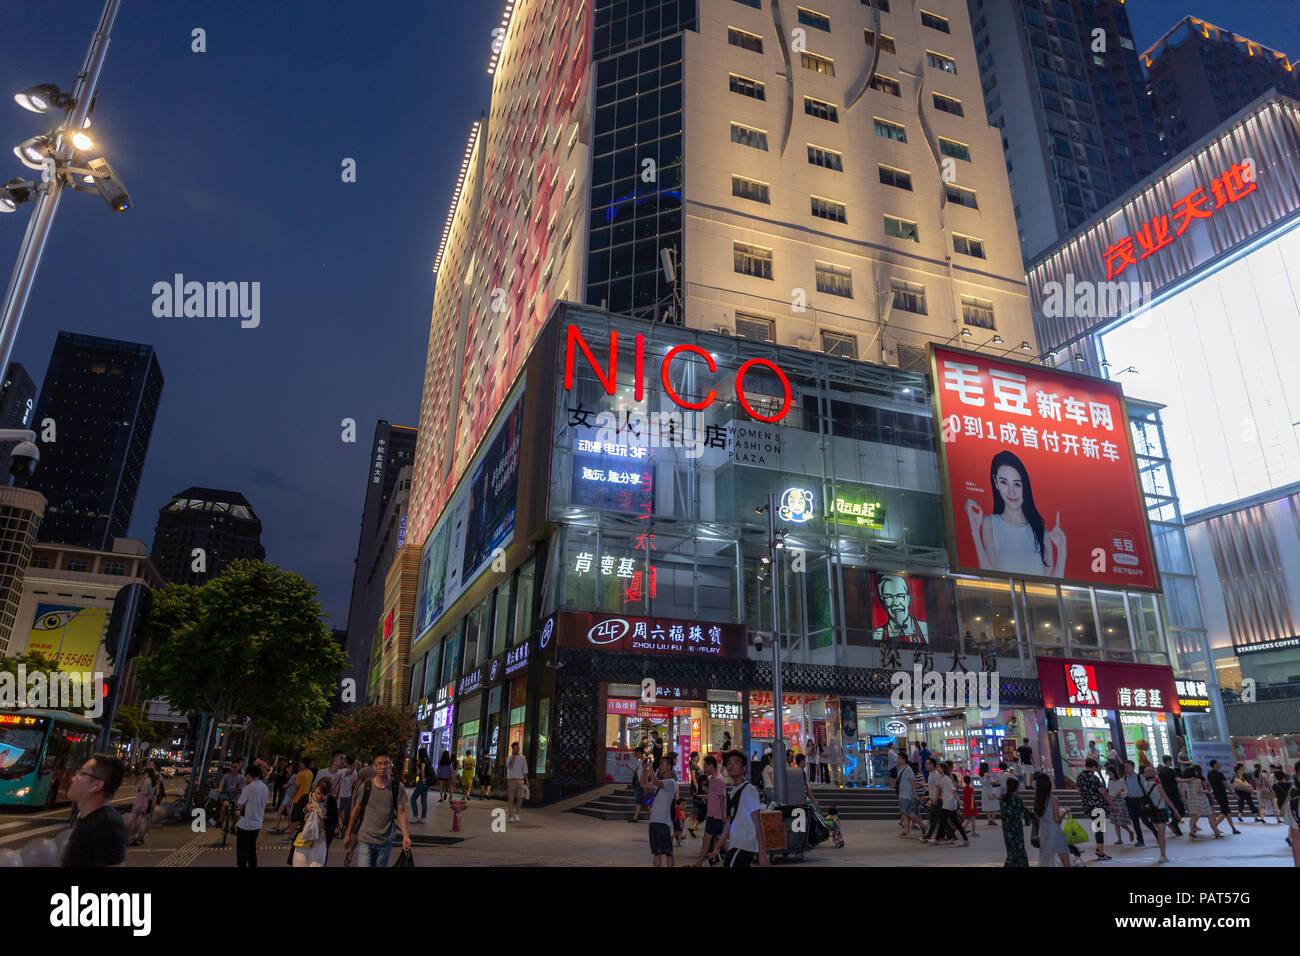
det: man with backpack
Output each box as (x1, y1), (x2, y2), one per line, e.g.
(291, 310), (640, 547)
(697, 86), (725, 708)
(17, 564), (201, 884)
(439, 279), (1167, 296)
(719, 749), (770, 867)
(343, 751), (412, 867)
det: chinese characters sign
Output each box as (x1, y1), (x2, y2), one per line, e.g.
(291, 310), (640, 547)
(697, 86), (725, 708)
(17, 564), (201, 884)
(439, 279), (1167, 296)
(930, 346), (1158, 590)
(1175, 678), (1212, 713)
(555, 611), (747, 659)
(1036, 656), (1179, 714)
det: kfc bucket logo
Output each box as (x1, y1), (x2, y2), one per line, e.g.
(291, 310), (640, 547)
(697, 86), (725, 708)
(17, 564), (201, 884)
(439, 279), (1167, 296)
(587, 618), (629, 646)
(1066, 663), (1100, 705)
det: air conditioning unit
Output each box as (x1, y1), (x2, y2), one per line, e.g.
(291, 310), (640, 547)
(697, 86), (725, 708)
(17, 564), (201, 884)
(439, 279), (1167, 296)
(719, 327), (733, 336)
(795, 337), (813, 350)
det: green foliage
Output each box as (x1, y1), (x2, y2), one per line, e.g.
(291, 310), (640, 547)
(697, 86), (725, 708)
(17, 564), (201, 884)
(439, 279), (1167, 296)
(302, 705), (415, 767)
(113, 704), (159, 743)
(136, 560), (346, 743)
(0, 650), (59, 681)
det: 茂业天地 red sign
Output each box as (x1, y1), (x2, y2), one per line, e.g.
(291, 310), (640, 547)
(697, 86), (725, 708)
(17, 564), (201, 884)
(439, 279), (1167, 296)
(930, 346), (1158, 591)
(1037, 656), (1180, 714)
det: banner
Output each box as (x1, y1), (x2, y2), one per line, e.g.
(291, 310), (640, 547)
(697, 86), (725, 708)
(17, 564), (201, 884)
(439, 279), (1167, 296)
(1036, 656), (1180, 714)
(929, 345), (1158, 590)
(25, 605), (108, 673)
(555, 611), (747, 659)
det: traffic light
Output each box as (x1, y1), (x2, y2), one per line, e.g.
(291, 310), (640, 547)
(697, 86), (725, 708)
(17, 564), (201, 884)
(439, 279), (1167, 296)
(105, 584), (152, 665)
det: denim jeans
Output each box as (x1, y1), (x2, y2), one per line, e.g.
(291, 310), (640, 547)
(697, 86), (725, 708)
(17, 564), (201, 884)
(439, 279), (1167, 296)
(410, 782), (429, 818)
(358, 835), (395, 867)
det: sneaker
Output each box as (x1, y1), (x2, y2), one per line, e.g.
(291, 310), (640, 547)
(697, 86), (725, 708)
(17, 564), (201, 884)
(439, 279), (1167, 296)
(1158, 855), (1169, 863)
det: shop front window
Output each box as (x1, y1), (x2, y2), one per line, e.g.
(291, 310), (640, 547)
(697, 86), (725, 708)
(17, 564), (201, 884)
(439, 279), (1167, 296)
(954, 577), (1018, 667)
(1055, 707), (1112, 784)
(1021, 582), (1063, 653)
(1063, 586), (1098, 650)
(508, 677), (528, 753)
(1120, 709), (1173, 770)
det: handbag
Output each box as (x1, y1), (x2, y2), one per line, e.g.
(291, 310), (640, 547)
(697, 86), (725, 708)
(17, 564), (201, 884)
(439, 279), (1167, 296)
(294, 809), (320, 848)
(394, 849), (415, 868)
(523, 780), (530, 801)
(1061, 814), (1089, 845)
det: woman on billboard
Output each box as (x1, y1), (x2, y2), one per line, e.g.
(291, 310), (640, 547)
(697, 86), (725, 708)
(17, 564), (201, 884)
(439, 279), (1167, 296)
(964, 450), (1066, 577)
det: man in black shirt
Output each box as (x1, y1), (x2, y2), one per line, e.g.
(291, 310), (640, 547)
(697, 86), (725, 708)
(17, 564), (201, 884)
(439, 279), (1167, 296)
(62, 754), (128, 867)
(1206, 760), (1242, 834)
(1157, 756), (1185, 837)
(1016, 739), (1033, 773)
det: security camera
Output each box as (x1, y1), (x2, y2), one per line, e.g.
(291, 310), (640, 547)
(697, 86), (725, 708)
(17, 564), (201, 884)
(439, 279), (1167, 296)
(750, 631), (769, 653)
(9, 440), (38, 479)
(87, 157), (130, 213)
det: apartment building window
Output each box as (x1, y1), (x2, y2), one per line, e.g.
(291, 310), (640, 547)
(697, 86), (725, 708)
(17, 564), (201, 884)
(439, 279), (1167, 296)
(863, 0), (891, 11)
(730, 74), (766, 100)
(804, 96), (838, 122)
(66, 558), (88, 573)
(735, 312), (775, 341)
(927, 51), (958, 73)
(945, 183), (978, 208)
(797, 7), (831, 31)
(961, 295), (996, 329)
(953, 234), (986, 258)
(938, 137), (971, 161)
(732, 174), (771, 204)
(863, 30), (897, 53)
(920, 10), (950, 33)
(884, 214), (919, 242)
(731, 122), (769, 150)
(104, 561), (125, 576)
(734, 242), (774, 279)
(870, 74), (901, 96)
(728, 27), (764, 53)
(878, 164), (912, 190)
(821, 330), (858, 358)
(815, 262), (853, 297)
(810, 195), (847, 223)
(806, 144), (843, 170)
(890, 279), (927, 314)
(801, 51), (835, 75)
(932, 92), (964, 115)
(874, 117), (906, 142)
(734, 0), (761, 7)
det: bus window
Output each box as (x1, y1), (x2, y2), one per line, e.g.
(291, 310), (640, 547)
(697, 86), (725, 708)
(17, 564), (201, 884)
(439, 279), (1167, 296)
(0, 724), (46, 776)
(41, 729), (70, 776)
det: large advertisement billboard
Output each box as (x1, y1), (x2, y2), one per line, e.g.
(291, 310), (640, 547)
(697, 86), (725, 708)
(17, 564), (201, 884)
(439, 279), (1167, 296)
(929, 345), (1158, 591)
(25, 605), (108, 673)
(416, 382), (525, 638)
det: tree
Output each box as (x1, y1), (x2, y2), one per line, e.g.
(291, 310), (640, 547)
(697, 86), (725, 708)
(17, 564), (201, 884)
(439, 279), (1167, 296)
(0, 651), (99, 717)
(136, 560), (347, 772)
(302, 705), (415, 768)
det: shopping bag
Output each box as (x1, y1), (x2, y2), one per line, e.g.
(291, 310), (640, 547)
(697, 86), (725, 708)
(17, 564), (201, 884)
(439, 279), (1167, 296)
(394, 848), (415, 868)
(1061, 814), (1089, 846)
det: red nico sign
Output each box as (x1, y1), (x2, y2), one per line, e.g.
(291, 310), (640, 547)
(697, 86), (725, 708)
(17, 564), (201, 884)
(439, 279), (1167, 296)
(555, 611), (747, 659)
(1037, 656), (1180, 715)
(930, 345), (1158, 591)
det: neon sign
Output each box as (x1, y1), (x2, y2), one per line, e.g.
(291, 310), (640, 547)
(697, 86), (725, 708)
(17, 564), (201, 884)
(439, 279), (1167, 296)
(834, 497), (885, 527)
(563, 324), (793, 423)
(779, 488), (814, 522)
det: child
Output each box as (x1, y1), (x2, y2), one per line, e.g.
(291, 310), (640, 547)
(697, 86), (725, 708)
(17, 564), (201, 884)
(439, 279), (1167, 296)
(962, 775), (979, 821)
(672, 798), (685, 845)
(826, 804), (845, 848)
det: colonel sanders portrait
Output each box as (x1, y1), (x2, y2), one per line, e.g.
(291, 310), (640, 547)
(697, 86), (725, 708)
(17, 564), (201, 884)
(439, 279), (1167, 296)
(870, 573), (928, 644)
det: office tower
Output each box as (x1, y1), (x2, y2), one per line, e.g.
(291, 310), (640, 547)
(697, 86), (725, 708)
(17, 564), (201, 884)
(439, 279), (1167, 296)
(23, 333), (164, 550)
(0, 363), (36, 479)
(150, 487), (267, 585)
(1143, 17), (1300, 158)
(0, 487), (44, 655)
(966, 0), (1162, 259)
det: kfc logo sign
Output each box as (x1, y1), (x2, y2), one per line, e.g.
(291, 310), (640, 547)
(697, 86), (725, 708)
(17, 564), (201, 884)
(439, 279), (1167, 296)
(588, 618), (629, 646)
(1066, 663), (1100, 706)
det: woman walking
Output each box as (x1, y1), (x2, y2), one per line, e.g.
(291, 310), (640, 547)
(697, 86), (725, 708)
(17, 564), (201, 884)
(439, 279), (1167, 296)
(1141, 765), (1178, 863)
(408, 750), (432, 822)
(688, 752), (705, 838)
(272, 759), (301, 834)
(1282, 764), (1300, 866)
(999, 777), (1029, 866)
(1182, 765), (1223, 838)
(270, 758), (288, 808)
(290, 778), (330, 867)
(1105, 765), (1135, 845)
(476, 751), (494, 801)
(979, 762), (1000, 826)
(458, 750), (476, 800)
(1232, 764), (1261, 822)
(1077, 758), (1114, 860)
(126, 767), (160, 846)
(435, 750), (452, 803)
(1033, 774), (1070, 867)
(1256, 763), (1282, 823)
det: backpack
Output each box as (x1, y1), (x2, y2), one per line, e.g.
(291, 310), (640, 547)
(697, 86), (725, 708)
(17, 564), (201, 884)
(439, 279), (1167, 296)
(727, 781), (755, 823)
(355, 778), (401, 840)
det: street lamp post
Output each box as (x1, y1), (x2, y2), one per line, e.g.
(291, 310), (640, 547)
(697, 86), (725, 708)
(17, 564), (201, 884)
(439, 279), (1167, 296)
(0, 0), (123, 378)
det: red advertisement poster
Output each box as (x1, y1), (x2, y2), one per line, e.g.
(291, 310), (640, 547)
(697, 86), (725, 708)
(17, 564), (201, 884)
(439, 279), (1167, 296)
(929, 345), (1158, 590)
(868, 572), (929, 645)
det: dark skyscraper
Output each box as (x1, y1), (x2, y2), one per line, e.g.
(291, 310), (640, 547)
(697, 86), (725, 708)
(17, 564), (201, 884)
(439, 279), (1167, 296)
(1144, 17), (1300, 158)
(967, 0), (1163, 259)
(0, 363), (37, 479)
(150, 487), (266, 585)
(342, 421), (417, 702)
(24, 333), (164, 550)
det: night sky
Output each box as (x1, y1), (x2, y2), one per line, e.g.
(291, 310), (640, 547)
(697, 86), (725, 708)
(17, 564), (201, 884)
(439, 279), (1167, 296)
(0, 1), (1296, 627)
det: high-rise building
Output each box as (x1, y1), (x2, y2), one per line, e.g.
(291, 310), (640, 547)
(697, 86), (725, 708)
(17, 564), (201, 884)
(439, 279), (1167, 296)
(342, 422), (416, 703)
(0, 363), (36, 480)
(23, 333), (164, 551)
(149, 487), (266, 585)
(1143, 17), (1300, 158)
(0, 487), (44, 655)
(966, 0), (1163, 260)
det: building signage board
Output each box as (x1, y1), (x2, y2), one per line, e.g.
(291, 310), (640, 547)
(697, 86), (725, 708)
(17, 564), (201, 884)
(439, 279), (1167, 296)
(1175, 678), (1212, 713)
(709, 702), (742, 721)
(555, 611), (747, 659)
(929, 345), (1159, 591)
(1036, 656), (1179, 714)
(504, 640), (530, 678)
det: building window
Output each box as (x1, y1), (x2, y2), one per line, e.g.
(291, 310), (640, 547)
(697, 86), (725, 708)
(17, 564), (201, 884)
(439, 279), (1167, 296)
(734, 0), (761, 7)
(953, 234), (986, 258)
(797, 7), (831, 31)
(732, 175), (771, 204)
(31, 556), (50, 569)
(926, 51), (958, 73)
(66, 558), (88, 573)
(800, 51), (835, 75)
(884, 214), (919, 242)
(945, 183), (978, 208)
(735, 312), (775, 341)
(920, 10), (950, 33)
(803, 96), (838, 122)
(863, 30), (897, 53)
(821, 330), (858, 358)
(932, 92), (964, 115)
(731, 122), (769, 150)
(869, 74), (901, 96)
(890, 279), (927, 314)
(961, 295), (996, 329)
(814, 262), (853, 297)
(734, 242), (773, 279)
(878, 165), (912, 190)
(730, 74), (766, 100)
(863, 0), (890, 10)
(939, 137), (971, 161)
(807, 144), (843, 170)
(810, 195), (847, 223)
(728, 27), (764, 53)
(104, 561), (125, 576)
(874, 117), (906, 142)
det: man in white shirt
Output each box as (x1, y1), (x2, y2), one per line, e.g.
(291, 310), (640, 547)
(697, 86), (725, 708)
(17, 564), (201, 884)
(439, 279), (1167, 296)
(313, 751), (345, 845)
(895, 752), (923, 836)
(644, 753), (678, 867)
(720, 750), (770, 867)
(235, 764), (269, 868)
(505, 740), (528, 823)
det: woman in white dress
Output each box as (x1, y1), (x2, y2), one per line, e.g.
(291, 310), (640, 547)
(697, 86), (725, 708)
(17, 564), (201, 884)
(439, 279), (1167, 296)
(1032, 774), (1070, 868)
(965, 451), (1067, 578)
(291, 779), (330, 867)
(979, 762), (1001, 825)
